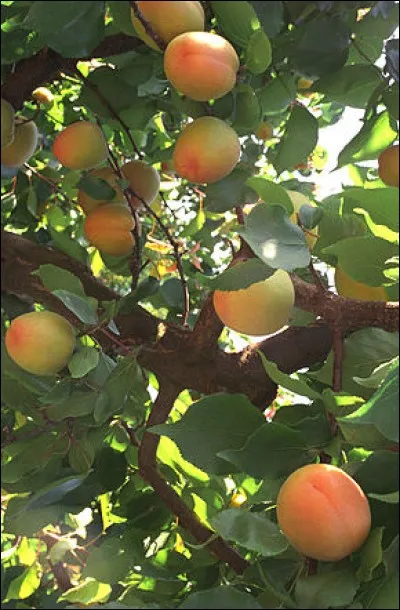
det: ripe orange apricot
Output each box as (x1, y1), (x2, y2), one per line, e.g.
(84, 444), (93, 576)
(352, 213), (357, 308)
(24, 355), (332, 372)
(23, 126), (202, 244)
(121, 160), (160, 209)
(1, 120), (38, 167)
(78, 167), (125, 214)
(335, 266), (387, 301)
(173, 116), (240, 184)
(287, 190), (319, 250)
(53, 121), (108, 171)
(276, 464), (371, 562)
(378, 144), (399, 187)
(255, 122), (274, 141)
(5, 311), (75, 376)
(84, 204), (135, 256)
(131, 1), (204, 51)
(213, 269), (295, 336)
(164, 32), (239, 101)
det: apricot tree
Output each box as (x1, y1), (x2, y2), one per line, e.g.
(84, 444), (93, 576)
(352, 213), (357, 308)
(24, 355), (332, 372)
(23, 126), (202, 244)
(1, 2), (399, 609)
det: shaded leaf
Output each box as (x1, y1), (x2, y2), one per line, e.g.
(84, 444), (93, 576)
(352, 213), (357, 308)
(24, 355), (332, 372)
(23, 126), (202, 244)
(273, 105), (318, 175)
(52, 290), (98, 325)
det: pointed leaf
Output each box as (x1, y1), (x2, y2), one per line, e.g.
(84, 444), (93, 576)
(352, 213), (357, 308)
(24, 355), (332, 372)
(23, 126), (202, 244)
(273, 105), (318, 175)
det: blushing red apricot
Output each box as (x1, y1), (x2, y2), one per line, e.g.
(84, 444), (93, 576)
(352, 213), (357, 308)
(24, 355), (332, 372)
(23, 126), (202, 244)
(378, 144), (399, 187)
(276, 464), (371, 562)
(53, 121), (108, 170)
(84, 204), (135, 256)
(1, 120), (38, 167)
(255, 122), (273, 141)
(78, 167), (125, 215)
(335, 266), (387, 301)
(131, 1), (204, 51)
(5, 311), (75, 376)
(121, 160), (160, 209)
(173, 116), (240, 184)
(164, 32), (239, 101)
(213, 269), (295, 336)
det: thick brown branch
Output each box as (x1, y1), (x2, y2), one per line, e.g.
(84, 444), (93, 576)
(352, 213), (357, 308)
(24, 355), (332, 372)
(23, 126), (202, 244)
(138, 380), (249, 574)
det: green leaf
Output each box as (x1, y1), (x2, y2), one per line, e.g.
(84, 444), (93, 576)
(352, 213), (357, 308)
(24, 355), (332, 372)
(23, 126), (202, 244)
(354, 357), (399, 389)
(273, 105), (319, 175)
(220, 422), (312, 479)
(368, 492), (399, 504)
(294, 566), (359, 609)
(150, 393), (265, 475)
(60, 579), (111, 605)
(4, 496), (64, 537)
(258, 352), (321, 400)
(292, 16), (351, 77)
(259, 74), (297, 115)
(249, 1), (284, 39)
(337, 360), (399, 445)
(246, 177), (294, 213)
(348, 3), (399, 65)
(33, 264), (86, 297)
(52, 290), (98, 325)
(25, 475), (87, 510)
(245, 28), (272, 74)
(6, 565), (41, 600)
(336, 111), (397, 168)
(49, 538), (78, 564)
(83, 538), (132, 585)
(95, 355), (142, 424)
(23, 1), (105, 57)
(314, 65), (383, 108)
(324, 235), (398, 286)
(211, 509), (288, 557)
(108, 1), (138, 37)
(181, 209), (206, 238)
(49, 227), (89, 265)
(179, 586), (262, 609)
(231, 84), (262, 135)
(204, 168), (258, 213)
(357, 527), (384, 582)
(77, 175), (117, 202)
(69, 437), (96, 474)
(237, 203), (310, 271)
(342, 187), (399, 234)
(211, 1), (261, 47)
(204, 258), (275, 291)
(79, 66), (138, 117)
(68, 346), (100, 378)
(46, 390), (97, 421)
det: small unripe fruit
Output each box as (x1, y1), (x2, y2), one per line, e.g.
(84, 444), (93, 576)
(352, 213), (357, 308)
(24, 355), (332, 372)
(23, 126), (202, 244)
(229, 492), (247, 508)
(277, 464), (371, 562)
(1, 120), (38, 167)
(32, 87), (54, 107)
(84, 204), (135, 256)
(255, 122), (273, 141)
(287, 190), (319, 250)
(131, 1), (204, 51)
(53, 121), (108, 171)
(78, 167), (125, 214)
(335, 266), (387, 301)
(121, 160), (160, 209)
(5, 311), (75, 376)
(164, 32), (239, 101)
(378, 144), (399, 187)
(174, 116), (240, 184)
(297, 77), (314, 90)
(1, 98), (15, 148)
(213, 268), (295, 336)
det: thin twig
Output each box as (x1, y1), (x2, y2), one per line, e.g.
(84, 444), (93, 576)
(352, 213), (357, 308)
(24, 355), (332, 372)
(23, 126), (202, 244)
(235, 205), (245, 225)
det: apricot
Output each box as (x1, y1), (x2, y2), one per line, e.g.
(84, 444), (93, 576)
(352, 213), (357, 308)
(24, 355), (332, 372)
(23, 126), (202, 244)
(297, 77), (314, 90)
(255, 121), (274, 141)
(84, 204), (135, 256)
(78, 167), (125, 214)
(32, 87), (54, 107)
(161, 159), (175, 175)
(131, 1), (204, 51)
(173, 116), (240, 184)
(5, 311), (75, 376)
(164, 32), (239, 101)
(1, 98), (15, 148)
(53, 121), (108, 170)
(276, 464), (371, 562)
(1, 120), (38, 167)
(335, 266), (387, 301)
(287, 190), (319, 250)
(121, 160), (160, 209)
(378, 144), (399, 187)
(213, 268), (295, 336)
